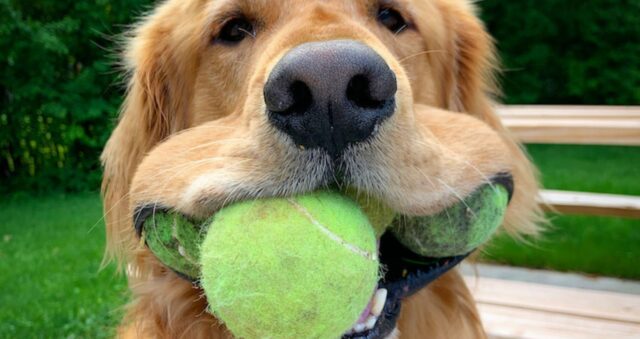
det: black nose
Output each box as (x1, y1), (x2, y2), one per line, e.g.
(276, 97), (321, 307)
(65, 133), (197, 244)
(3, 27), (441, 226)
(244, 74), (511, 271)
(264, 40), (397, 157)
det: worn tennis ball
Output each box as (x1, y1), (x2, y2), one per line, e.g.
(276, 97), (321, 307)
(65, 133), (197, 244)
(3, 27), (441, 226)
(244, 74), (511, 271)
(345, 188), (397, 236)
(200, 191), (379, 339)
(142, 212), (204, 279)
(390, 183), (509, 258)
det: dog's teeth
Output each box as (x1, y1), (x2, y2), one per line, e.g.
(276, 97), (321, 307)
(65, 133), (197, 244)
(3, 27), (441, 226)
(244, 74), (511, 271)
(371, 288), (387, 316)
(347, 288), (386, 335)
(365, 315), (377, 330)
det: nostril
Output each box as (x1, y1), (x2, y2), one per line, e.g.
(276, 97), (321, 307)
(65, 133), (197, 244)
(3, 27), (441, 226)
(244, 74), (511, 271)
(266, 80), (313, 117)
(347, 74), (386, 109)
(285, 81), (313, 116)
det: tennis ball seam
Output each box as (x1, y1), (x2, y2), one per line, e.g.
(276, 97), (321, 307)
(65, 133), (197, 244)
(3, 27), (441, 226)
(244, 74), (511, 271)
(287, 198), (378, 261)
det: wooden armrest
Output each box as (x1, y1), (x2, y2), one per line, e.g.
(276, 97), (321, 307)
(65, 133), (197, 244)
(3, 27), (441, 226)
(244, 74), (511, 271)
(539, 190), (640, 218)
(498, 105), (640, 146)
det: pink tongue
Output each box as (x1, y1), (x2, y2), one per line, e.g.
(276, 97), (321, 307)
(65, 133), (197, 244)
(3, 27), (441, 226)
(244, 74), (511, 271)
(356, 289), (376, 323)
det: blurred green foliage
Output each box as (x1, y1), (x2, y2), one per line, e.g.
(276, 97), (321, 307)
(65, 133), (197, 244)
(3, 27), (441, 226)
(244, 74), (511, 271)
(1, 1), (639, 192)
(481, 0), (640, 104)
(0, 0), (153, 193)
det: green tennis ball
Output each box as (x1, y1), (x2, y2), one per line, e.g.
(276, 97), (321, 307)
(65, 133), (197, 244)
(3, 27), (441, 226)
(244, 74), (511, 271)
(391, 183), (509, 257)
(142, 212), (204, 278)
(200, 191), (379, 339)
(345, 188), (397, 236)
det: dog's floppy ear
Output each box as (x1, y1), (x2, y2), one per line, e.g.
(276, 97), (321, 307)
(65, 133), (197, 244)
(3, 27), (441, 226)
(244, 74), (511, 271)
(101, 2), (202, 265)
(436, 1), (498, 115)
(419, 1), (543, 236)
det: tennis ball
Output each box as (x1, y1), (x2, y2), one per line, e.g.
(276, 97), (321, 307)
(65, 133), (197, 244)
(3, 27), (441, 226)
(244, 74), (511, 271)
(390, 183), (509, 257)
(345, 188), (397, 236)
(142, 212), (204, 279)
(200, 191), (379, 339)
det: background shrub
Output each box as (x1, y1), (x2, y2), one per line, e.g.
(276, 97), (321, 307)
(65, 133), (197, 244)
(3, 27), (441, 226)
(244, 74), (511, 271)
(0, 0), (153, 193)
(1, 0), (638, 193)
(481, 0), (640, 105)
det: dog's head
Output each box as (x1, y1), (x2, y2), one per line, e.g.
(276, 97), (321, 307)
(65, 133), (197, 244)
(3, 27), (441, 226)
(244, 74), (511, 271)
(102, 0), (541, 337)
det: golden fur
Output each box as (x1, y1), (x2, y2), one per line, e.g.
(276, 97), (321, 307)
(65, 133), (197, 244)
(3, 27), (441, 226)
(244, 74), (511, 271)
(102, 0), (542, 337)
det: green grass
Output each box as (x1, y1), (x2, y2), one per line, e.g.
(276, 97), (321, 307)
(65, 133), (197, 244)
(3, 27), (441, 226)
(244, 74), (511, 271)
(0, 193), (128, 338)
(482, 144), (640, 280)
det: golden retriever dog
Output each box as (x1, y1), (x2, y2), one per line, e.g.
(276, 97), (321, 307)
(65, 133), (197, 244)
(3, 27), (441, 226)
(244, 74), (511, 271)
(102, 0), (541, 337)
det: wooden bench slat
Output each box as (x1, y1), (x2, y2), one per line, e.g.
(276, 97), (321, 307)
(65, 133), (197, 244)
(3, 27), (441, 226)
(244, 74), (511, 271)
(500, 118), (640, 128)
(478, 304), (640, 339)
(539, 190), (640, 218)
(501, 120), (640, 145)
(498, 105), (640, 120)
(464, 277), (640, 324)
(464, 277), (640, 338)
(498, 105), (640, 145)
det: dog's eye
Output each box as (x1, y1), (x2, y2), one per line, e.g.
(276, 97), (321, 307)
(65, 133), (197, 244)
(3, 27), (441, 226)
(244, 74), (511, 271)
(217, 17), (255, 44)
(377, 7), (408, 34)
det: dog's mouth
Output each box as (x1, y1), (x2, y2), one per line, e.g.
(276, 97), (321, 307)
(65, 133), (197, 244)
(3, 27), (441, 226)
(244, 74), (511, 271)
(134, 174), (512, 339)
(342, 232), (468, 339)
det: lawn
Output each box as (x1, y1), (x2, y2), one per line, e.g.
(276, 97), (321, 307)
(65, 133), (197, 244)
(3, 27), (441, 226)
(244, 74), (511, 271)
(0, 193), (127, 338)
(0, 145), (638, 337)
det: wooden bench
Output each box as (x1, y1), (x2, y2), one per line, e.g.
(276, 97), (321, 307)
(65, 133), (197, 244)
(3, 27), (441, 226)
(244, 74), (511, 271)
(465, 276), (640, 339)
(499, 105), (640, 219)
(464, 106), (640, 338)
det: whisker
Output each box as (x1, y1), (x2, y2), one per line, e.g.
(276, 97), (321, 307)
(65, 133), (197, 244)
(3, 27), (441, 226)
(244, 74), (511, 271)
(435, 177), (477, 219)
(89, 190), (132, 235)
(142, 157), (254, 223)
(137, 157), (255, 188)
(179, 138), (247, 154)
(432, 141), (497, 189)
(239, 27), (256, 39)
(394, 24), (409, 36)
(399, 49), (447, 63)
(413, 167), (456, 226)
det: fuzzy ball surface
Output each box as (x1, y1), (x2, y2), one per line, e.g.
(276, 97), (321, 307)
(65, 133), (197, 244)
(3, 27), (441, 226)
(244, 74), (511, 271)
(391, 184), (509, 257)
(200, 191), (379, 339)
(143, 212), (204, 279)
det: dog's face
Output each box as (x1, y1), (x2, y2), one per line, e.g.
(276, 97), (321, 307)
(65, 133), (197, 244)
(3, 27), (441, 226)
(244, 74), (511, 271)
(102, 0), (540, 337)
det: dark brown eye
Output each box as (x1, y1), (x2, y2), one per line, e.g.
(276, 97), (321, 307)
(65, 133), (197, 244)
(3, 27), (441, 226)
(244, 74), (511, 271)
(377, 7), (408, 34)
(217, 17), (255, 44)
